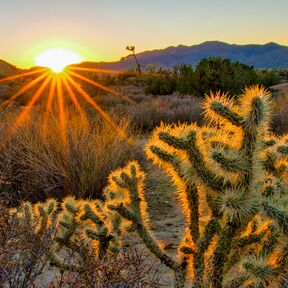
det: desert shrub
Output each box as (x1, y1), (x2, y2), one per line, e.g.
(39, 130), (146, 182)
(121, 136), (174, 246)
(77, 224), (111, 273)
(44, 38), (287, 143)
(174, 64), (195, 94)
(0, 200), (56, 288)
(49, 249), (160, 288)
(257, 69), (280, 88)
(193, 57), (259, 96)
(144, 71), (176, 95)
(104, 86), (288, 287)
(113, 95), (203, 132)
(271, 89), (288, 134)
(0, 108), (141, 204)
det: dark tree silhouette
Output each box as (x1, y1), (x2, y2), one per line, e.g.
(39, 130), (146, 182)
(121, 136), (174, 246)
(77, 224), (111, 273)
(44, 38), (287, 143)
(121, 46), (141, 75)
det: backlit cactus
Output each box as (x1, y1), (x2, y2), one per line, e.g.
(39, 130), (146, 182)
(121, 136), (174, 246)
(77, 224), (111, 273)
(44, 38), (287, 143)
(17, 196), (122, 272)
(105, 86), (288, 287)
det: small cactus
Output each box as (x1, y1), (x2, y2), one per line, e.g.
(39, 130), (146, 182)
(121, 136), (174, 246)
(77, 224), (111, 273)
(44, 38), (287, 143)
(105, 86), (288, 287)
(16, 196), (123, 272)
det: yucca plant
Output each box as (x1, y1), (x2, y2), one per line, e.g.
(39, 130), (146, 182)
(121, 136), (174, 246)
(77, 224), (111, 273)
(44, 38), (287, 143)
(105, 86), (288, 288)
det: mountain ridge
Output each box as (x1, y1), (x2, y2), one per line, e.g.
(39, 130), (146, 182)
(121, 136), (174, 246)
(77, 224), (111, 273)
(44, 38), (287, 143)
(75, 41), (288, 70)
(1, 41), (288, 74)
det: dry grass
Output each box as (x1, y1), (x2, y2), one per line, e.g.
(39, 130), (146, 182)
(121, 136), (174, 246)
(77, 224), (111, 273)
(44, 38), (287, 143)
(0, 107), (142, 204)
(112, 92), (203, 132)
(271, 88), (288, 134)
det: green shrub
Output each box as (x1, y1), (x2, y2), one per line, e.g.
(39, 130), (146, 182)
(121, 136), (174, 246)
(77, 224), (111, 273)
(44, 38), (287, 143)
(144, 71), (176, 95)
(175, 64), (195, 94)
(193, 57), (259, 96)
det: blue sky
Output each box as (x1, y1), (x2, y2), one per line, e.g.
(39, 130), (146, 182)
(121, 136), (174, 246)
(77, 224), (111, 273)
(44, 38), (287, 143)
(1, 0), (287, 67)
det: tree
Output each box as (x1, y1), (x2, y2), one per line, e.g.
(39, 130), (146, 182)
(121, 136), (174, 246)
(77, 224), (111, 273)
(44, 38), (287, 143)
(121, 46), (141, 75)
(193, 57), (258, 96)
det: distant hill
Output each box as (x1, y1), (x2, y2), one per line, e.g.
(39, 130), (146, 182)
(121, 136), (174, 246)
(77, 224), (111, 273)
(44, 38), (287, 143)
(75, 41), (288, 71)
(0, 59), (21, 77)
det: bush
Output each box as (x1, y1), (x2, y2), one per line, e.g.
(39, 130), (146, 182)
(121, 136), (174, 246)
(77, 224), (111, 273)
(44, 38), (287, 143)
(271, 88), (288, 134)
(144, 71), (176, 95)
(0, 108), (141, 204)
(0, 201), (55, 288)
(112, 95), (203, 132)
(175, 64), (195, 94)
(193, 57), (259, 96)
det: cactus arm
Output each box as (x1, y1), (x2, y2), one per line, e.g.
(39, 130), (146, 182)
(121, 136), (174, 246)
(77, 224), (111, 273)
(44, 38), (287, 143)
(36, 205), (48, 236)
(212, 151), (246, 173)
(233, 231), (266, 249)
(210, 224), (236, 288)
(157, 131), (230, 192)
(109, 203), (179, 271)
(174, 261), (188, 288)
(278, 145), (288, 155)
(186, 183), (200, 242)
(198, 218), (220, 252)
(149, 146), (186, 179)
(262, 202), (288, 234)
(209, 101), (244, 127)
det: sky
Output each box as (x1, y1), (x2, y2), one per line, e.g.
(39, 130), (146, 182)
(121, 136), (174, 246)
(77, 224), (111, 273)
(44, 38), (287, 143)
(1, 0), (288, 68)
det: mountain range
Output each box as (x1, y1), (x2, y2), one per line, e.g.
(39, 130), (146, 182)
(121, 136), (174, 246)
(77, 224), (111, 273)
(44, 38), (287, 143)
(1, 41), (288, 76)
(77, 41), (288, 70)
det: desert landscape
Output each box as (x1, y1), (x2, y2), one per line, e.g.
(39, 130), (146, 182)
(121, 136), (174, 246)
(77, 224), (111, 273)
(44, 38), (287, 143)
(0, 1), (288, 287)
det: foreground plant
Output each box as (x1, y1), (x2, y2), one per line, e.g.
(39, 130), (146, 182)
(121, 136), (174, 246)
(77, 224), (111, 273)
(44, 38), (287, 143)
(105, 86), (288, 287)
(3, 197), (159, 287)
(0, 199), (57, 288)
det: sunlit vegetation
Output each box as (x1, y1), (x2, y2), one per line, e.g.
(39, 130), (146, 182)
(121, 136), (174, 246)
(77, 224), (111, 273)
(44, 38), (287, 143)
(0, 55), (287, 287)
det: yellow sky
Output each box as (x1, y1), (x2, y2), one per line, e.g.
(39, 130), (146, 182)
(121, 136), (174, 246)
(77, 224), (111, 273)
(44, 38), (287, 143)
(1, 0), (287, 69)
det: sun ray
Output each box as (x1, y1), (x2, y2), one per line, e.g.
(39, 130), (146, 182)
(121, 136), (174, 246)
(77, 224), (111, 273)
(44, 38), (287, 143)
(62, 74), (88, 125)
(69, 66), (123, 74)
(65, 73), (128, 139)
(1, 75), (51, 147)
(0, 68), (48, 84)
(45, 76), (57, 114)
(56, 77), (68, 150)
(0, 71), (50, 109)
(67, 70), (133, 103)
(42, 77), (57, 137)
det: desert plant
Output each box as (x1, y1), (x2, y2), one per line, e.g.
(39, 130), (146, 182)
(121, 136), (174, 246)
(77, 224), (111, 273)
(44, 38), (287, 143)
(1, 198), (160, 287)
(175, 64), (195, 95)
(49, 248), (160, 288)
(104, 86), (288, 287)
(0, 109), (140, 204)
(0, 199), (57, 288)
(193, 57), (259, 97)
(121, 45), (142, 75)
(50, 196), (121, 266)
(144, 70), (176, 95)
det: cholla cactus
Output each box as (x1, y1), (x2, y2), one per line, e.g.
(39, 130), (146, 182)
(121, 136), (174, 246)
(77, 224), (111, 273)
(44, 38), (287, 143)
(105, 86), (288, 288)
(50, 196), (124, 272)
(18, 198), (57, 236)
(17, 197), (122, 272)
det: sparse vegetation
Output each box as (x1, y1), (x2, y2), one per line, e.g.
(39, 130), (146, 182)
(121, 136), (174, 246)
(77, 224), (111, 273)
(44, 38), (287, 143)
(0, 199), (159, 287)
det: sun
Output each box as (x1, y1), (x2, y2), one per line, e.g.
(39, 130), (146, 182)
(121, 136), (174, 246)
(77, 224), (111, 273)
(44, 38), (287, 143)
(35, 48), (83, 73)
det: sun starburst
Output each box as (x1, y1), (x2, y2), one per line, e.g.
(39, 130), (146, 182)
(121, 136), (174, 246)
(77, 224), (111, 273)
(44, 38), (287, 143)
(0, 49), (133, 147)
